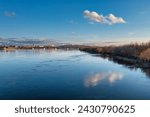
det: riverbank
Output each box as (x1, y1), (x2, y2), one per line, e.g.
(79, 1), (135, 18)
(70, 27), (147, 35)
(79, 43), (150, 69)
(0, 45), (81, 51)
(1, 42), (150, 69)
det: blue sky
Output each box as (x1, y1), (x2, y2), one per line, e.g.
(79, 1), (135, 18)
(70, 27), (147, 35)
(0, 0), (150, 44)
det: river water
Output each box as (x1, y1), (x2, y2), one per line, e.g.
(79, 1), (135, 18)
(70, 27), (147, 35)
(0, 49), (150, 100)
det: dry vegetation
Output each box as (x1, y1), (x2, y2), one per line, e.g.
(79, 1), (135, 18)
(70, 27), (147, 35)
(80, 41), (150, 61)
(140, 48), (150, 60)
(112, 42), (150, 60)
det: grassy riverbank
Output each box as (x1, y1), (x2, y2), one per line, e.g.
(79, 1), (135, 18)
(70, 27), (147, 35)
(79, 42), (150, 68)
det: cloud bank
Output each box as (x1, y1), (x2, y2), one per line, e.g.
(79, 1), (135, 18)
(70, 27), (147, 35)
(84, 10), (126, 25)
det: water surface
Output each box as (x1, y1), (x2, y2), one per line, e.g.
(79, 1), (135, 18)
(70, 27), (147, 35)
(0, 49), (150, 100)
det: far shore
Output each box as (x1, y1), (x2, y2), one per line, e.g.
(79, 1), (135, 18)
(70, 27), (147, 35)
(0, 44), (84, 50)
(1, 42), (150, 69)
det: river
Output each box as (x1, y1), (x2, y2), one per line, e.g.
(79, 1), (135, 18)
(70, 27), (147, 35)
(0, 49), (150, 100)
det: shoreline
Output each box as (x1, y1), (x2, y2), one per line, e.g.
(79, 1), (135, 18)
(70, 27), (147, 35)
(79, 47), (150, 69)
(1, 44), (150, 69)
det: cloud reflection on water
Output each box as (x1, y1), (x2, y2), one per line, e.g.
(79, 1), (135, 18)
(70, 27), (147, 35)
(84, 72), (124, 87)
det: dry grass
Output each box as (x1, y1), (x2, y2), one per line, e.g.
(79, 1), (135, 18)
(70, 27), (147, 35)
(140, 48), (150, 60)
(112, 42), (150, 60)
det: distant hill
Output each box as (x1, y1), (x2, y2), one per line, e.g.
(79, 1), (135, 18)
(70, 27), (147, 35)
(0, 37), (64, 46)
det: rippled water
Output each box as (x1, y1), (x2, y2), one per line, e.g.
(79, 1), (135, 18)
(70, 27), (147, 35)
(0, 49), (150, 100)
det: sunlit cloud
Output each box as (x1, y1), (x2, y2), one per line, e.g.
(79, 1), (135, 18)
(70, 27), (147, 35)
(84, 72), (124, 87)
(83, 10), (126, 25)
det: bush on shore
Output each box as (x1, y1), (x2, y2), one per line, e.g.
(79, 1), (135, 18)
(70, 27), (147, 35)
(80, 42), (150, 61)
(112, 42), (150, 60)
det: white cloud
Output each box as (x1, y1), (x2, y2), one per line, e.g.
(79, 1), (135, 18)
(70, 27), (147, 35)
(4, 11), (16, 17)
(71, 32), (76, 36)
(128, 32), (135, 36)
(106, 14), (126, 24)
(84, 10), (105, 23)
(83, 10), (126, 25)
